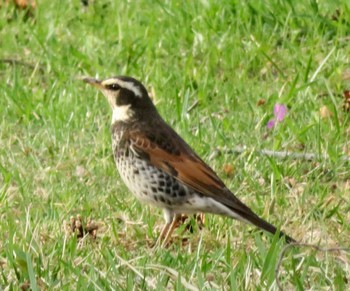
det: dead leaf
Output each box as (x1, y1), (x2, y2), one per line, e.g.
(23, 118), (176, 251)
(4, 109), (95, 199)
(7, 0), (36, 9)
(319, 105), (333, 119)
(257, 99), (266, 106)
(258, 177), (265, 186)
(75, 166), (87, 178)
(65, 215), (99, 240)
(223, 164), (234, 177)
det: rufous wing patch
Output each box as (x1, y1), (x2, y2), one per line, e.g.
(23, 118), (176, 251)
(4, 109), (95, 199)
(129, 132), (226, 196)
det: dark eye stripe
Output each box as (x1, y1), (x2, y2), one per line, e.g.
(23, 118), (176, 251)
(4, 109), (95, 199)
(106, 83), (121, 91)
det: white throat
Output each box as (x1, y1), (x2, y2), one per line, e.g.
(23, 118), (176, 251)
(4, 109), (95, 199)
(112, 105), (132, 123)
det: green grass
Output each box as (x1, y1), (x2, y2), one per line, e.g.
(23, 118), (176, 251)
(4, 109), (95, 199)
(1, 0), (350, 289)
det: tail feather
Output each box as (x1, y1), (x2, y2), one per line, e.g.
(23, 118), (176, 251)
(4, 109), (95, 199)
(243, 211), (295, 243)
(227, 202), (296, 243)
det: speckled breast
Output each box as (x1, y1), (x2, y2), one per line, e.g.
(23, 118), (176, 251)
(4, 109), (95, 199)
(111, 131), (190, 209)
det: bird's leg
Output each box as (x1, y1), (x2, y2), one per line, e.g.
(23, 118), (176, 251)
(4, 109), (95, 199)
(161, 214), (182, 247)
(152, 209), (176, 248)
(153, 222), (171, 248)
(154, 211), (206, 248)
(197, 213), (205, 226)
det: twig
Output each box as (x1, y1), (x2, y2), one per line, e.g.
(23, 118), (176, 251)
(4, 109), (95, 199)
(187, 100), (199, 113)
(317, 92), (343, 99)
(275, 242), (350, 290)
(209, 146), (350, 162)
(0, 58), (44, 73)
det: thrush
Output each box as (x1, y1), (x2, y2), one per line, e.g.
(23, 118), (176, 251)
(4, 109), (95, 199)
(83, 76), (295, 244)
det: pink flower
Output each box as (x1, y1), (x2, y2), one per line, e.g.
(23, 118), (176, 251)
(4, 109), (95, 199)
(267, 119), (276, 129)
(274, 103), (287, 122)
(267, 104), (287, 128)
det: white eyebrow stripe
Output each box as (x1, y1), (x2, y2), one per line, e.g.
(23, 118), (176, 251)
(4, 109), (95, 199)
(102, 78), (142, 97)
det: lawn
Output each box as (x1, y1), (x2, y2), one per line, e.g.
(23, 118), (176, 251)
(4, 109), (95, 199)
(0, 0), (349, 290)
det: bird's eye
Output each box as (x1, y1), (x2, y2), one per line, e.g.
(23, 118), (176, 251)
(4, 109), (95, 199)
(107, 83), (121, 91)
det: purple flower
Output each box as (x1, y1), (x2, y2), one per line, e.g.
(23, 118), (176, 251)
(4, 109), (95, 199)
(274, 104), (287, 122)
(267, 119), (276, 129)
(267, 103), (287, 128)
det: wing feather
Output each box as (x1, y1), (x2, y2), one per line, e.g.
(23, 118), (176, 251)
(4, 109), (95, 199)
(127, 126), (252, 214)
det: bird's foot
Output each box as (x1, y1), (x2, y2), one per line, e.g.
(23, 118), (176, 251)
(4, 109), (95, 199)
(151, 213), (205, 249)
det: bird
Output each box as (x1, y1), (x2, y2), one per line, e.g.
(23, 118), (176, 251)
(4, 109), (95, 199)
(83, 75), (295, 245)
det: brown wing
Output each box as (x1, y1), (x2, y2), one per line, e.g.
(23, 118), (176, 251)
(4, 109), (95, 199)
(126, 122), (252, 214)
(131, 131), (225, 194)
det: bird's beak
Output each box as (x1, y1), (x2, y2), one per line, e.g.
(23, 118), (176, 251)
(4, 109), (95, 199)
(82, 77), (104, 89)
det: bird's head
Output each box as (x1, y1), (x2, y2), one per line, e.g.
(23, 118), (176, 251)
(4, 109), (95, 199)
(83, 76), (156, 123)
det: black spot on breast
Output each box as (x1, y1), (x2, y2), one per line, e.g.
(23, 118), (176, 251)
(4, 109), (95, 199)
(154, 196), (158, 202)
(166, 178), (172, 188)
(133, 169), (139, 175)
(124, 148), (129, 157)
(151, 187), (157, 193)
(165, 188), (172, 195)
(179, 188), (186, 197)
(159, 180), (165, 187)
(159, 196), (165, 203)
